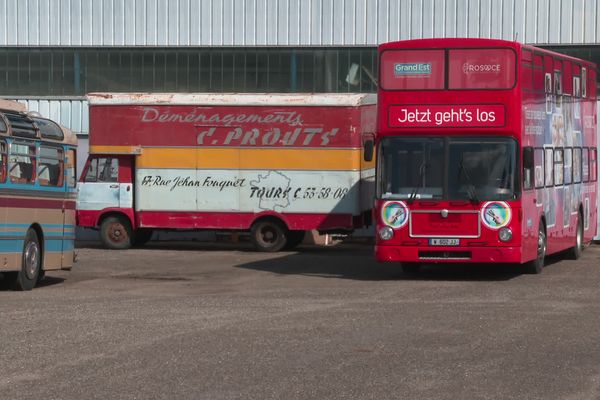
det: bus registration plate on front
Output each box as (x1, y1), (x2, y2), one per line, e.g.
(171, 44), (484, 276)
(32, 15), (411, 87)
(429, 238), (460, 246)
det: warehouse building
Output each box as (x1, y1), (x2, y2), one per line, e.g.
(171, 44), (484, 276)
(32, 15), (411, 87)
(0, 0), (599, 236)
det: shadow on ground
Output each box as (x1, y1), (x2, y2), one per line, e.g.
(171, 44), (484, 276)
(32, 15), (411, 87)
(232, 244), (541, 282)
(0, 274), (65, 291)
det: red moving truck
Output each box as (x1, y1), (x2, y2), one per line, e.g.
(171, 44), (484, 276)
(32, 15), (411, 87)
(77, 93), (376, 251)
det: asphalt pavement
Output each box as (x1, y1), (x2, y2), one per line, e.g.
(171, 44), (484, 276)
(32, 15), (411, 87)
(1, 241), (600, 400)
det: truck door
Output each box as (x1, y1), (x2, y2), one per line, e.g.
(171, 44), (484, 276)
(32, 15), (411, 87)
(77, 155), (132, 211)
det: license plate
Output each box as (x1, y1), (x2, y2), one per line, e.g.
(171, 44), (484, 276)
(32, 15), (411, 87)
(429, 238), (460, 246)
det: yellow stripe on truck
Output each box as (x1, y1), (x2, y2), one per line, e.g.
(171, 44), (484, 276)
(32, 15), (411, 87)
(135, 147), (364, 171)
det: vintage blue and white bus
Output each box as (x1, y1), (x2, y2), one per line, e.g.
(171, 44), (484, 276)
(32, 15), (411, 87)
(0, 100), (77, 290)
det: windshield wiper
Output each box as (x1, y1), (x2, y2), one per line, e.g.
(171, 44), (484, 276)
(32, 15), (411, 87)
(408, 162), (427, 204)
(457, 158), (480, 203)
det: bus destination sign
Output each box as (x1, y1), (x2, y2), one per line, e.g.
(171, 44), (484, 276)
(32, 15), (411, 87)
(388, 104), (505, 128)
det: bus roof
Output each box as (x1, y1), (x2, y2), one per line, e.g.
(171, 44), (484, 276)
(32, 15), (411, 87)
(0, 99), (27, 112)
(87, 92), (377, 107)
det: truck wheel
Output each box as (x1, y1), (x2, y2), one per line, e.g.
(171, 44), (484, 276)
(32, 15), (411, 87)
(525, 222), (546, 274)
(100, 216), (133, 250)
(250, 220), (288, 252)
(10, 229), (41, 291)
(133, 229), (154, 247)
(284, 230), (305, 250)
(567, 213), (584, 260)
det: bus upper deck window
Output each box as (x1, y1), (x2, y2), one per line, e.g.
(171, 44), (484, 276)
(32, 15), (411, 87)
(380, 49), (445, 90)
(448, 48), (516, 89)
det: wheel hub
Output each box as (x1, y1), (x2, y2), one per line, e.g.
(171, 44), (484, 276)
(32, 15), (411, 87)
(24, 241), (39, 280)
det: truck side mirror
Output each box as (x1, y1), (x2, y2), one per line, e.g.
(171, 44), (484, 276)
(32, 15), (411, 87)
(363, 140), (374, 162)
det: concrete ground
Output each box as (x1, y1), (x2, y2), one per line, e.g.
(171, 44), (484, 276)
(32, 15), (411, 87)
(1, 241), (600, 400)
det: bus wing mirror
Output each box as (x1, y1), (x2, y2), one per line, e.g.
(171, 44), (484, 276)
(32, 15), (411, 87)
(364, 140), (374, 162)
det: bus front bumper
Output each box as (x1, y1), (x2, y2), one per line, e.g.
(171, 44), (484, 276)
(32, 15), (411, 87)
(375, 245), (522, 264)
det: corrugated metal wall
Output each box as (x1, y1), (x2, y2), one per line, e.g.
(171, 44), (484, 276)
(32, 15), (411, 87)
(1, 0), (599, 47)
(15, 98), (88, 135)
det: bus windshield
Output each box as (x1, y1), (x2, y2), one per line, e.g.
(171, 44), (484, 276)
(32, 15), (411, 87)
(379, 136), (518, 201)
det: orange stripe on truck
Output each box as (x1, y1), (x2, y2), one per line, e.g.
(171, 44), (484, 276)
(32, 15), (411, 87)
(135, 147), (367, 171)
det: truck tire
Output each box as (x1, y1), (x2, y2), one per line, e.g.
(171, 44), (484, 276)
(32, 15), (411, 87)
(10, 229), (41, 291)
(250, 220), (288, 252)
(100, 216), (133, 250)
(133, 229), (154, 247)
(284, 230), (305, 250)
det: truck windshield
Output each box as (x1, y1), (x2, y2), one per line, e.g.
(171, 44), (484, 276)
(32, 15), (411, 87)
(378, 136), (518, 201)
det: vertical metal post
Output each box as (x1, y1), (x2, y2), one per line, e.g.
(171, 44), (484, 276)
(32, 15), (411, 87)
(74, 51), (81, 95)
(290, 50), (297, 92)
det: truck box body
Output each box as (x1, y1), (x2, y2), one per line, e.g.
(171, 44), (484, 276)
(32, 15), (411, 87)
(77, 93), (376, 250)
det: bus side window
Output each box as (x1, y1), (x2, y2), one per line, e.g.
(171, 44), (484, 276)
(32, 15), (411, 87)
(564, 147), (572, 185)
(573, 148), (582, 183)
(544, 148), (554, 187)
(590, 148), (597, 182)
(534, 148), (544, 188)
(38, 146), (64, 187)
(0, 141), (6, 182)
(9, 142), (36, 184)
(554, 149), (564, 186)
(582, 148), (589, 182)
(66, 149), (76, 188)
(523, 147), (533, 190)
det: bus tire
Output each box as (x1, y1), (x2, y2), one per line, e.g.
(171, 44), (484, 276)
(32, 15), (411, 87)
(401, 262), (421, 274)
(133, 229), (154, 247)
(567, 213), (584, 260)
(284, 230), (305, 250)
(11, 229), (41, 291)
(250, 219), (288, 252)
(100, 216), (133, 250)
(525, 222), (546, 274)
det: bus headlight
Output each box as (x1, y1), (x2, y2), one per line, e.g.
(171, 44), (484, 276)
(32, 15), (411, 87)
(498, 227), (512, 242)
(379, 226), (394, 241)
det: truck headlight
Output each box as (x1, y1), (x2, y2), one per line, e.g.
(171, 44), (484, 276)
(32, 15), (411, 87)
(498, 227), (512, 242)
(379, 226), (394, 241)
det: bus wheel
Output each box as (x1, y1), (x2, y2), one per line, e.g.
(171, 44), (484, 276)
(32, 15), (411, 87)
(567, 213), (584, 260)
(11, 229), (41, 291)
(526, 223), (546, 274)
(284, 230), (305, 250)
(250, 220), (287, 252)
(401, 263), (421, 274)
(100, 216), (133, 250)
(133, 229), (154, 247)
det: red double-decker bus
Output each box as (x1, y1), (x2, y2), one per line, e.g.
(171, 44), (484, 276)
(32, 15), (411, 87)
(373, 38), (597, 274)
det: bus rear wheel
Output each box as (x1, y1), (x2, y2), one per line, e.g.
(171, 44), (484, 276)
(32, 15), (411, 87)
(250, 220), (288, 252)
(567, 213), (584, 260)
(10, 229), (42, 291)
(100, 216), (133, 250)
(525, 222), (546, 274)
